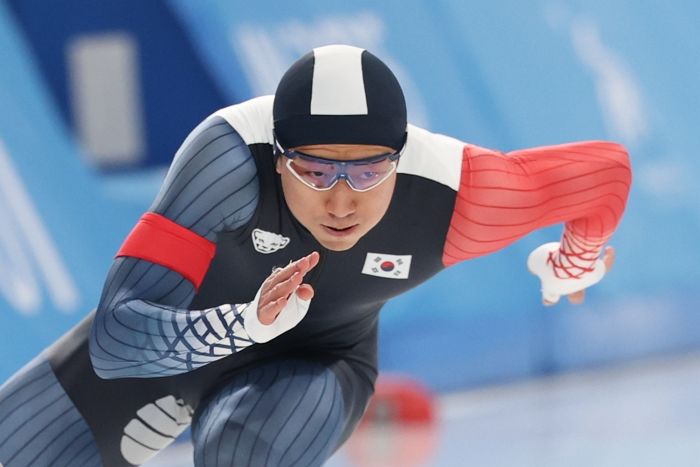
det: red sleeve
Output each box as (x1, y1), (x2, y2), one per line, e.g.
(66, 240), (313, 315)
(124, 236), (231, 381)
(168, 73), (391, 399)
(116, 212), (217, 290)
(442, 141), (632, 277)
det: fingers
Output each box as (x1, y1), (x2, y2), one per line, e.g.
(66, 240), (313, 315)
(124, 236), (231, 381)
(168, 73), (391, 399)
(546, 289), (584, 306)
(295, 283), (315, 301)
(258, 252), (319, 324)
(268, 270), (304, 302)
(269, 251), (320, 284)
(603, 246), (615, 273)
(564, 246), (612, 305)
(258, 282), (316, 325)
(542, 291), (560, 307)
(567, 289), (585, 305)
(258, 271), (302, 324)
(538, 244), (615, 307)
(257, 296), (289, 325)
(307, 251), (320, 269)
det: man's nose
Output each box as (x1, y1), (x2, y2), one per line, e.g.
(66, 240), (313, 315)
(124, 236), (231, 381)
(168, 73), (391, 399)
(326, 180), (357, 218)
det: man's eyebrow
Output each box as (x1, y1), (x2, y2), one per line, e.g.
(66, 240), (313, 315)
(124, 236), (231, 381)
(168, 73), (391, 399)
(297, 145), (351, 154)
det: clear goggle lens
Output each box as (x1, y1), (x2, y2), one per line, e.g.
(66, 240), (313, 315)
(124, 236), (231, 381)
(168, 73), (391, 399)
(276, 141), (403, 192)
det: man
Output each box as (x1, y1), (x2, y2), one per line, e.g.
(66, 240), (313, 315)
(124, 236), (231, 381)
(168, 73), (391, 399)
(0, 44), (630, 467)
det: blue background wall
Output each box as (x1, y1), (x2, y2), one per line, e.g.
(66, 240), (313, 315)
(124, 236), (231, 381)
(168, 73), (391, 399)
(1, 0), (698, 392)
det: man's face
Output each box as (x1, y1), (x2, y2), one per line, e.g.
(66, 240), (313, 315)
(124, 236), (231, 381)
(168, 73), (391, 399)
(276, 144), (397, 251)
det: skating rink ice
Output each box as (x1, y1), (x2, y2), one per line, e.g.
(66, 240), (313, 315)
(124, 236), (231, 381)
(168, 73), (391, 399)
(145, 350), (700, 467)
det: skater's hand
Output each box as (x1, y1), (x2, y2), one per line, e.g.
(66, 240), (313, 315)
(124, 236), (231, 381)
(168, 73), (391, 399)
(257, 252), (319, 325)
(549, 246), (616, 306)
(528, 243), (615, 307)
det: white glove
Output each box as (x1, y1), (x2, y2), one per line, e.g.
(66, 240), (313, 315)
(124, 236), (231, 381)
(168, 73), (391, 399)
(527, 242), (607, 304)
(240, 284), (311, 343)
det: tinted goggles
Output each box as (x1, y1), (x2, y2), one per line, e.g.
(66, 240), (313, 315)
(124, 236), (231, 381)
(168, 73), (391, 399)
(275, 141), (403, 192)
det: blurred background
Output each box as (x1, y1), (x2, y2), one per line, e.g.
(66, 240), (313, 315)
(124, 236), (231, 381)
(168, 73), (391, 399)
(1, 0), (699, 465)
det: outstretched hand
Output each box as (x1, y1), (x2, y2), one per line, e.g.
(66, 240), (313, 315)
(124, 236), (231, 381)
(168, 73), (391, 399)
(544, 246), (616, 306)
(257, 252), (320, 324)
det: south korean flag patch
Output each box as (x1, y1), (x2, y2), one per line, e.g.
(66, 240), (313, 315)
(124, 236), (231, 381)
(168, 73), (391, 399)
(362, 253), (412, 279)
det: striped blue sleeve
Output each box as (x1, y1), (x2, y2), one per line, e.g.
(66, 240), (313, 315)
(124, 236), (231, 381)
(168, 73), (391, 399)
(89, 116), (260, 379)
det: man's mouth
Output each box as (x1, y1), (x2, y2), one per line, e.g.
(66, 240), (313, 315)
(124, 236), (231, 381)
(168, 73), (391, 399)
(322, 224), (359, 237)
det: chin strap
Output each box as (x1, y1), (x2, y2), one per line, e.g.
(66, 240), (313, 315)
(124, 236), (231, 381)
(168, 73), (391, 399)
(527, 242), (607, 304)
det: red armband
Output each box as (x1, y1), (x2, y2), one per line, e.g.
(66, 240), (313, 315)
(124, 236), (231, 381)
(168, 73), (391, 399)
(116, 212), (216, 290)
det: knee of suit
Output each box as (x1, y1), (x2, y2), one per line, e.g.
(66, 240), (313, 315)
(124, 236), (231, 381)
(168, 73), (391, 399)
(192, 360), (348, 467)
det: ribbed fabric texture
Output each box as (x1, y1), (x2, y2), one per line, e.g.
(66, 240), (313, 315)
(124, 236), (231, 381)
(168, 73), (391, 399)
(90, 117), (259, 378)
(192, 360), (345, 467)
(443, 141), (632, 273)
(0, 357), (101, 467)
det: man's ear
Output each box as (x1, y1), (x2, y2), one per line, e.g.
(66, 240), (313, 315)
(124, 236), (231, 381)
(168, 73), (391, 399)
(275, 156), (283, 174)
